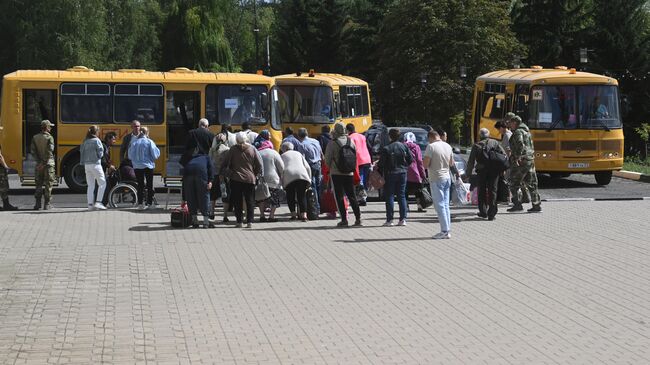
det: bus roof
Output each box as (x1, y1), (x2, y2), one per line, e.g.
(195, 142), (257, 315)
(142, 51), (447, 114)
(274, 72), (368, 86)
(476, 68), (618, 85)
(2, 67), (273, 84)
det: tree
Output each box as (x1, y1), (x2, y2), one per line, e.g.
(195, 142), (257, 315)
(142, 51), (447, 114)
(377, 0), (523, 140)
(161, 0), (236, 72)
(588, 0), (650, 154)
(272, 0), (347, 74)
(511, 0), (593, 67)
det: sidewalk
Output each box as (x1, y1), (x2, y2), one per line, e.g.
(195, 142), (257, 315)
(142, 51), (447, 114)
(1, 200), (649, 364)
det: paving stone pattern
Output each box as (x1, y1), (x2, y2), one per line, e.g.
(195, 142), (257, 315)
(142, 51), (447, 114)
(0, 200), (649, 364)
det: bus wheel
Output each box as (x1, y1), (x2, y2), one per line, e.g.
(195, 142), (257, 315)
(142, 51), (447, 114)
(63, 155), (87, 193)
(595, 171), (612, 185)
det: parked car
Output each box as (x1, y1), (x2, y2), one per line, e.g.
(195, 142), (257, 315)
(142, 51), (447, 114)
(364, 125), (466, 176)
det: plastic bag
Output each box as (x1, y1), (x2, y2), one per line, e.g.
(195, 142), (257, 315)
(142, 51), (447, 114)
(455, 178), (470, 205)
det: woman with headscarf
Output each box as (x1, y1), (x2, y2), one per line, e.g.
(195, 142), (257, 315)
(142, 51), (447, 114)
(225, 132), (263, 228)
(256, 130), (284, 222)
(403, 131), (427, 212)
(280, 141), (311, 221)
(323, 122), (362, 227)
(209, 133), (231, 221)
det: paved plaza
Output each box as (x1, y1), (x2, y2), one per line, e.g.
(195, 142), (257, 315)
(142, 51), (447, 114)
(0, 200), (649, 364)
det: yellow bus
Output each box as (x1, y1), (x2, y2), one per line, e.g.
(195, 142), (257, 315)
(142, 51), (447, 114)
(274, 71), (372, 137)
(471, 66), (624, 185)
(0, 66), (281, 192)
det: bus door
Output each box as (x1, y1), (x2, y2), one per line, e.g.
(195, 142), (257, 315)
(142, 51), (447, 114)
(166, 91), (200, 176)
(22, 89), (57, 179)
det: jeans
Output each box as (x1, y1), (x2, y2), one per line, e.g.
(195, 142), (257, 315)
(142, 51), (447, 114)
(384, 172), (407, 221)
(135, 168), (154, 205)
(184, 174), (210, 217)
(358, 163), (371, 191)
(430, 178), (451, 233)
(85, 164), (106, 205)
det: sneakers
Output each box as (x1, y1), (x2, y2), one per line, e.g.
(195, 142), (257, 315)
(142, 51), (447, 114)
(138, 203), (146, 210)
(507, 204), (523, 212)
(432, 231), (451, 239)
(397, 219), (407, 226)
(94, 203), (107, 210)
(527, 205), (542, 213)
(382, 221), (394, 227)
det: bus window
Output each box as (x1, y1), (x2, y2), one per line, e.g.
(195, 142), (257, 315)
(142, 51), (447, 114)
(528, 86), (577, 129)
(60, 83), (111, 123)
(114, 84), (164, 124)
(277, 86), (333, 124)
(578, 85), (621, 129)
(206, 85), (268, 126)
(339, 85), (370, 118)
(23, 90), (56, 174)
(514, 84), (529, 116)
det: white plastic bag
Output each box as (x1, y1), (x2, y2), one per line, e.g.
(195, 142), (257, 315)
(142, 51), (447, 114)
(455, 177), (470, 205)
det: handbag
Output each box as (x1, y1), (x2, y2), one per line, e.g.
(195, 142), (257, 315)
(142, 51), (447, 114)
(416, 186), (433, 209)
(170, 202), (191, 228)
(255, 176), (271, 201)
(368, 168), (385, 190)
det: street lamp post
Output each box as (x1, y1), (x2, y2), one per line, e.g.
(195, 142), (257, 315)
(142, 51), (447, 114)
(459, 65), (468, 145)
(420, 73), (428, 124)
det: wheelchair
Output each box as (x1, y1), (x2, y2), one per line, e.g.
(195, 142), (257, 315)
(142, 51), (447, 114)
(107, 165), (157, 208)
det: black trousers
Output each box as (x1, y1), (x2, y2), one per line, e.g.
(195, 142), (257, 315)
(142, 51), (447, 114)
(230, 180), (255, 224)
(331, 175), (361, 222)
(135, 168), (154, 205)
(286, 179), (309, 214)
(477, 170), (499, 218)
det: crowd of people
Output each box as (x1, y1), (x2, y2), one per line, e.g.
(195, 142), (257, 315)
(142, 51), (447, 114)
(1, 112), (542, 240)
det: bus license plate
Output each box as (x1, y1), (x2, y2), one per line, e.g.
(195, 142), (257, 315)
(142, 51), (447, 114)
(568, 163), (590, 168)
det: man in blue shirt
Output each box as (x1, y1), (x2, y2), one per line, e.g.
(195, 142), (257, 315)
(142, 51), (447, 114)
(297, 128), (323, 212)
(281, 127), (304, 155)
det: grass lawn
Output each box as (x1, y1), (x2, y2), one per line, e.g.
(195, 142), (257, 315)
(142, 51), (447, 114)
(623, 157), (650, 175)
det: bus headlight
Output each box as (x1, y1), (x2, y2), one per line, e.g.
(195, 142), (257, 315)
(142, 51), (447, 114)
(603, 152), (619, 159)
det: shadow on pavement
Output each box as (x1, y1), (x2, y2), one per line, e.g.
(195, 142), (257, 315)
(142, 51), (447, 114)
(334, 236), (432, 243)
(538, 174), (602, 189)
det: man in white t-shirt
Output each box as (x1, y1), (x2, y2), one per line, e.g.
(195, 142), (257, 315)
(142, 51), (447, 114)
(423, 130), (457, 239)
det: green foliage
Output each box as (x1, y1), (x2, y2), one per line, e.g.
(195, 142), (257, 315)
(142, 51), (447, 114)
(511, 0), (593, 67)
(272, 0), (347, 74)
(161, 0), (236, 72)
(376, 0), (523, 140)
(635, 123), (650, 143)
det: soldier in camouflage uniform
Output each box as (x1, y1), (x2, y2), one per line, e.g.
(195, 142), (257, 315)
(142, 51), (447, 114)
(30, 120), (56, 210)
(0, 143), (18, 210)
(507, 115), (542, 213)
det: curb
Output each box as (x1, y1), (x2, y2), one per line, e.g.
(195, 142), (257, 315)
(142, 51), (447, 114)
(613, 170), (650, 183)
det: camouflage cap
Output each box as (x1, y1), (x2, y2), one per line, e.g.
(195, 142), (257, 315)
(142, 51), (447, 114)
(511, 116), (522, 124)
(504, 112), (516, 121)
(40, 120), (54, 128)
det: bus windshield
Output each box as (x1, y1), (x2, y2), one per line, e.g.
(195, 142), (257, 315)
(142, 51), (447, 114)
(206, 84), (269, 125)
(528, 85), (621, 130)
(277, 86), (334, 124)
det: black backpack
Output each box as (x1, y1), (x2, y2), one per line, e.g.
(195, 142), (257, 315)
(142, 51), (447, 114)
(336, 138), (357, 173)
(477, 141), (510, 172)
